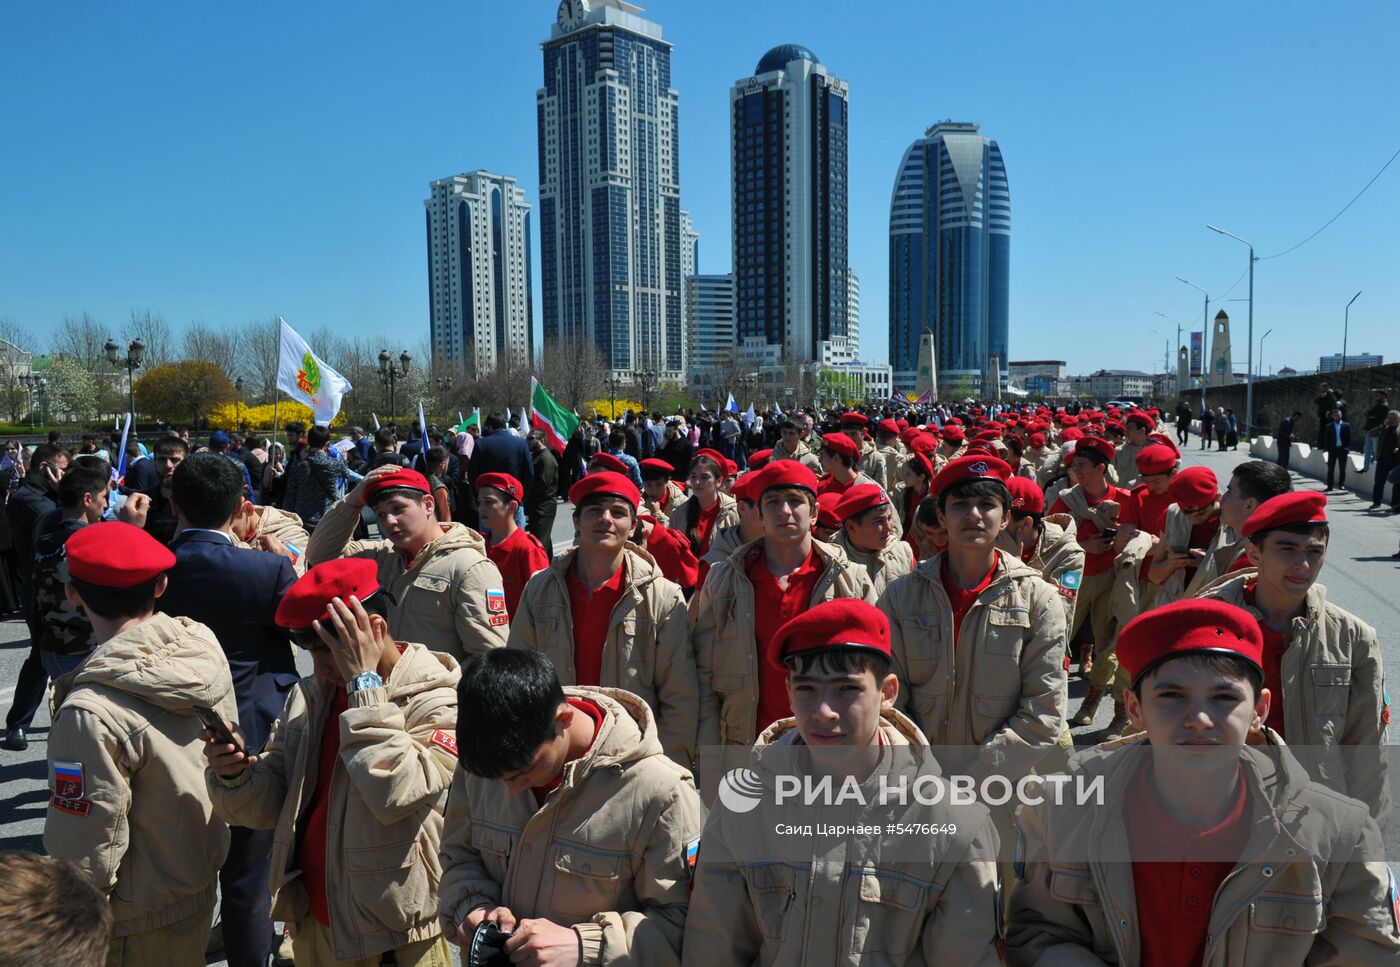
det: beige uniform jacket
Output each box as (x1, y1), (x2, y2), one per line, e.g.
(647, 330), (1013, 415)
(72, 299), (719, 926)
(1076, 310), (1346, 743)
(1112, 442), (1143, 490)
(642, 481), (687, 526)
(1200, 573), (1390, 820)
(859, 441), (890, 491)
(701, 522), (747, 567)
(666, 491), (740, 553)
(831, 529), (916, 599)
(682, 709), (1002, 967)
(772, 440), (822, 472)
(692, 538), (876, 770)
(241, 505), (313, 574)
(1184, 520), (1246, 598)
(878, 443), (905, 491)
(207, 643), (460, 961)
(306, 497), (509, 661)
(1024, 518), (1086, 629)
(1007, 733), (1400, 966)
(507, 544), (699, 769)
(876, 549), (1068, 778)
(45, 614), (238, 939)
(437, 687), (703, 967)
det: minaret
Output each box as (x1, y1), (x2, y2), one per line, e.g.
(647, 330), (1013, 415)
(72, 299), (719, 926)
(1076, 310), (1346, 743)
(915, 327), (938, 400)
(1177, 345), (1189, 398)
(1210, 310), (1233, 387)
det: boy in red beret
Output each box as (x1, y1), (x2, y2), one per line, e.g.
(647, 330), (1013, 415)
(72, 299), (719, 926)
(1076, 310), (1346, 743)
(998, 476), (1085, 630)
(1145, 465), (1223, 603)
(476, 473), (549, 620)
(508, 472), (699, 769)
(47, 522), (238, 963)
(1009, 599), (1400, 964)
(305, 465), (510, 661)
(830, 483), (916, 597)
(1200, 491), (1389, 819)
(683, 600), (1002, 965)
(692, 460), (876, 798)
(697, 472), (765, 576)
(204, 558), (460, 965)
(816, 431), (872, 497)
(1111, 410), (1153, 488)
(639, 458), (684, 525)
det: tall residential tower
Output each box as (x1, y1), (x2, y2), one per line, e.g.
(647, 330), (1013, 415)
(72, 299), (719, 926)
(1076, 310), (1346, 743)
(731, 44), (850, 368)
(538, 0), (684, 381)
(889, 121), (1010, 395)
(425, 171), (533, 376)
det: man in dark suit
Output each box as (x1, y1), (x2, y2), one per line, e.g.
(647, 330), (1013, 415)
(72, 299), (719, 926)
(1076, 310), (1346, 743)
(471, 413), (533, 528)
(1276, 411), (1301, 472)
(1323, 407), (1353, 491)
(144, 453), (297, 967)
(122, 438), (160, 493)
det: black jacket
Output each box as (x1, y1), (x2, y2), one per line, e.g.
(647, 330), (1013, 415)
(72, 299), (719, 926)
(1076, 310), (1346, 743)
(1322, 420), (1353, 452)
(526, 446), (559, 517)
(5, 478), (58, 581)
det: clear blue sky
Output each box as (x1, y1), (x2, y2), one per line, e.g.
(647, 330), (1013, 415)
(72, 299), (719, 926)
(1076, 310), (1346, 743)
(3, 0), (1396, 376)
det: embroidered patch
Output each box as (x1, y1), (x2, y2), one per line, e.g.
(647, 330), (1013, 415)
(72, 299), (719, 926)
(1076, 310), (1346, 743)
(970, 461), (989, 474)
(685, 835), (700, 888)
(51, 794), (92, 817)
(53, 761), (84, 800)
(1389, 868), (1400, 936)
(430, 729), (458, 757)
(486, 589), (507, 615)
(1383, 682), (1391, 728)
(1058, 570), (1082, 591)
(488, 613), (509, 627)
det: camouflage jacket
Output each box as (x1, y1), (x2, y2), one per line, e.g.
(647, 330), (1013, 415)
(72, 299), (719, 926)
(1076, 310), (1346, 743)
(33, 516), (96, 657)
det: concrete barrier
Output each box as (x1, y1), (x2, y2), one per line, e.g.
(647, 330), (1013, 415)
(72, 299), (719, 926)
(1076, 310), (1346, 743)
(1248, 434), (1367, 491)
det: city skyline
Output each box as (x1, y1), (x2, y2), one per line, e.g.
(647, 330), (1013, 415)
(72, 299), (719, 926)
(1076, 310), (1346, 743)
(2, 2), (1396, 379)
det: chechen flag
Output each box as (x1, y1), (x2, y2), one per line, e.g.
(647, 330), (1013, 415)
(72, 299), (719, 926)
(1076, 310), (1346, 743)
(276, 317), (352, 426)
(530, 377), (579, 454)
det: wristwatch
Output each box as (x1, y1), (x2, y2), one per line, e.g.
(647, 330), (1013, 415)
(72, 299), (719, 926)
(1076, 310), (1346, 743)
(346, 670), (384, 694)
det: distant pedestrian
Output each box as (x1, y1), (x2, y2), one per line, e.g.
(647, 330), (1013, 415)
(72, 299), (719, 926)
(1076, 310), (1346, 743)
(524, 431), (559, 558)
(1276, 411), (1301, 472)
(1367, 410), (1399, 512)
(1199, 407), (1213, 449)
(1322, 408), (1352, 491)
(1174, 401), (1192, 445)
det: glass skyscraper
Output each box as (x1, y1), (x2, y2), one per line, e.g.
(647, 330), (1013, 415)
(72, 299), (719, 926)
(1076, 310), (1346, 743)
(888, 122), (1009, 395)
(731, 44), (849, 367)
(538, 0), (683, 379)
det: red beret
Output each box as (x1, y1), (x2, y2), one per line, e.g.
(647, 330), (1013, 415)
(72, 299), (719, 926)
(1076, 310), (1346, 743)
(1135, 445), (1178, 476)
(877, 419), (899, 436)
(691, 449), (727, 471)
(1168, 466), (1218, 508)
(723, 458), (739, 479)
(909, 433), (939, 455)
(568, 470), (640, 510)
(1060, 427), (1085, 441)
(364, 468), (430, 503)
(1146, 432), (1180, 456)
(834, 484), (890, 522)
(945, 417), (963, 426)
(1241, 491), (1327, 539)
(1126, 411), (1154, 430)
(1060, 415), (1079, 426)
(931, 455), (1013, 498)
(640, 458), (674, 477)
(769, 598), (892, 675)
(747, 449), (773, 470)
(1071, 436), (1114, 465)
(754, 459), (820, 497)
(1106, 407), (1122, 418)
(476, 473), (524, 501)
(973, 430), (1002, 443)
(1105, 420), (1126, 434)
(1007, 476), (1045, 514)
(590, 452), (628, 474)
(1117, 598), (1263, 687)
(962, 443), (998, 457)
(1028, 433), (1047, 448)
(65, 521), (175, 589)
(840, 411), (869, 427)
(730, 473), (756, 503)
(941, 425), (966, 443)
(905, 450), (936, 482)
(897, 419), (909, 431)
(820, 433), (860, 459)
(816, 492), (842, 530)
(275, 558), (381, 630)
(899, 427), (922, 446)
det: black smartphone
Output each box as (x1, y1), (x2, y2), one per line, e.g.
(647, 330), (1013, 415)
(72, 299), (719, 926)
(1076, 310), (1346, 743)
(1171, 545), (1189, 555)
(193, 704), (243, 753)
(1099, 527), (1118, 540)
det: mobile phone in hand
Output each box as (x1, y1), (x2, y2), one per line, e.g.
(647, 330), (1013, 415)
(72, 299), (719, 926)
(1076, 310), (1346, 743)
(1099, 527), (1118, 540)
(193, 704), (244, 754)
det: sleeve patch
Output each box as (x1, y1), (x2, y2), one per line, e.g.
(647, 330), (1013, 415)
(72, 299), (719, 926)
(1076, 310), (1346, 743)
(1058, 570), (1081, 591)
(685, 835), (701, 889)
(51, 795), (92, 817)
(488, 613), (509, 627)
(430, 729), (458, 757)
(486, 589), (507, 614)
(1388, 868), (1400, 936)
(53, 761), (85, 800)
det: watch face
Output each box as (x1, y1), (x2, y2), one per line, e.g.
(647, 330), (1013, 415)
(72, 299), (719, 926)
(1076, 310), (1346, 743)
(557, 0), (589, 28)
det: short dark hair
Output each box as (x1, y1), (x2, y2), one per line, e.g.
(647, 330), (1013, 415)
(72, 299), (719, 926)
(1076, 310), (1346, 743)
(608, 429), (626, 449)
(152, 434), (189, 458)
(0, 852), (112, 967)
(484, 413), (506, 432)
(1230, 460), (1291, 504)
(915, 494), (942, 527)
(425, 445), (448, 471)
(821, 444), (855, 470)
(68, 576), (161, 620)
(374, 427), (396, 449)
(1133, 652), (1263, 701)
(937, 478), (1011, 513)
(786, 647), (891, 683)
(307, 425), (331, 449)
(57, 458), (111, 511)
(170, 453), (244, 528)
(457, 650), (567, 779)
(30, 443), (66, 473)
(1070, 447), (1108, 468)
(779, 419), (800, 433)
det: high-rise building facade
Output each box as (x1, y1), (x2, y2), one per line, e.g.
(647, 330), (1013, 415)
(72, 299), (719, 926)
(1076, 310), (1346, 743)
(845, 267), (860, 360)
(889, 121), (1010, 395)
(424, 171), (533, 376)
(685, 273), (735, 394)
(731, 44), (850, 368)
(537, 0), (683, 381)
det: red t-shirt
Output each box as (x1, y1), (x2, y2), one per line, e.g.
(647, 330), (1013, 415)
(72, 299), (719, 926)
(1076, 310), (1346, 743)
(1182, 516), (1222, 582)
(1126, 763), (1251, 967)
(818, 475), (857, 498)
(532, 697), (603, 806)
(487, 526), (550, 620)
(748, 546), (822, 737)
(692, 498), (723, 556)
(644, 519), (700, 591)
(1244, 582), (1290, 736)
(1048, 485), (1125, 577)
(566, 560), (627, 686)
(1122, 485), (1173, 538)
(940, 555), (999, 642)
(298, 687), (349, 927)
(1226, 551), (1252, 574)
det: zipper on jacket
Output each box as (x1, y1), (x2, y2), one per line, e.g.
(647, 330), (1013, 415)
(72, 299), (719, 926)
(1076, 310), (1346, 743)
(1090, 863), (1128, 964)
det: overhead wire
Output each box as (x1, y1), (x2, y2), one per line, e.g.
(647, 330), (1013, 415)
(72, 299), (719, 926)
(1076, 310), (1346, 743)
(1258, 144), (1400, 261)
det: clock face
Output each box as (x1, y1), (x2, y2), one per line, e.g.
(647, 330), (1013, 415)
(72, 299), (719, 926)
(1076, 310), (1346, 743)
(557, 0), (589, 28)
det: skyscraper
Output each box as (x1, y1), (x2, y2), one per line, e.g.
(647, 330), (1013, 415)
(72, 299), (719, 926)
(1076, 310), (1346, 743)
(845, 267), (860, 360)
(424, 171), (533, 376)
(731, 44), (849, 368)
(537, 0), (683, 381)
(888, 121), (1010, 395)
(685, 273), (734, 395)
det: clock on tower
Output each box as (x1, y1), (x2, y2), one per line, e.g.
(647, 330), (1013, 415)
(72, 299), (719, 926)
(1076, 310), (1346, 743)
(556, 0), (590, 30)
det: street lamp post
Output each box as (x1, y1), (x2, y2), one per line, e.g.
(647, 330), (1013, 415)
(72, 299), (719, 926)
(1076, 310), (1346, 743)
(604, 374), (622, 419)
(21, 373), (47, 431)
(105, 337), (145, 421)
(634, 369), (657, 413)
(1258, 329), (1274, 381)
(1176, 277), (1210, 412)
(234, 377), (244, 429)
(1206, 225), (1257, 437)
(378, 349), (411, 421)
(1342, 291), (1361, 372)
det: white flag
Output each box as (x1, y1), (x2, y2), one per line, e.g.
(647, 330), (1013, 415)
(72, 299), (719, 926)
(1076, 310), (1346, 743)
(276, 317), (352, 426)
(774, 400), (783, 417)
(518, 404), (530, 437)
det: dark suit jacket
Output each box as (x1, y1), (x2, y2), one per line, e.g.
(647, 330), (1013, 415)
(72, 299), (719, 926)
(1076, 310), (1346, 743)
(122, 455), (160, 494)
(1323, 421), (1353, 453)
(471, 429), (534, 489)
(158, 530), (298, 751)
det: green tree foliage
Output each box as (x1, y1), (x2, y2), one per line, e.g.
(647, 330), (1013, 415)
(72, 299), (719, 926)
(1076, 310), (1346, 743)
(44, 357), (101, 423)
(133, 361), (235, 424)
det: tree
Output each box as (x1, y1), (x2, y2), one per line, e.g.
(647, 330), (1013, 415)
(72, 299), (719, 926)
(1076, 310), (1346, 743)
(124, 310), (174, 369)
(0, 317), (35, 422)
(242, 317), (282, 404)
(180, 322), (237, 376)
(539, 332), (605, 411)
(51, 313), (108, 370)
(133, 361), (235, 425)
(44, 356), (100, 423)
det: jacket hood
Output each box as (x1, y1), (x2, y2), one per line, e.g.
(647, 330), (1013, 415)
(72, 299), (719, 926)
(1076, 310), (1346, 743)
(915, 546), (1041, 589)
(415, 520), (489, 562)
(756, 706), (928, 754)
(751, 708), (940, 791)
(66, 613), (232, 713)
(561, 686), (665, 779)
(547, 542), (665, 592)
(831, 530), (908, 566)
(731, 535), (853, 569)
(387, 641), (461, 700)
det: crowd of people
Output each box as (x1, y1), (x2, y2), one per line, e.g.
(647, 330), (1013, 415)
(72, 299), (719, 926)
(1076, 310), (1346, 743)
(0, 395), (1397, 965)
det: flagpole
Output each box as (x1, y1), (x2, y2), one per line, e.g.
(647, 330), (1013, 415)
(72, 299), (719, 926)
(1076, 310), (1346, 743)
(270, 321), (283, 450)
